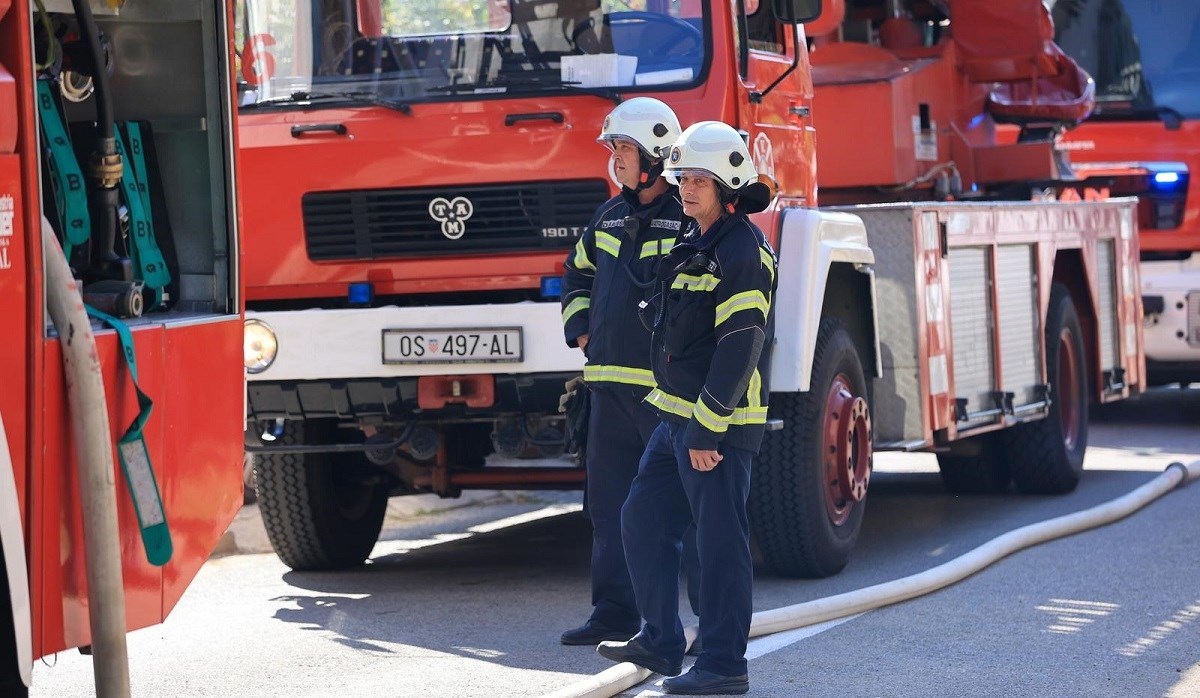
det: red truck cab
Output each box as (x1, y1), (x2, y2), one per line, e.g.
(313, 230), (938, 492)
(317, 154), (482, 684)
(1054, 0), (1200, 384)
(235, 0), (818, 572)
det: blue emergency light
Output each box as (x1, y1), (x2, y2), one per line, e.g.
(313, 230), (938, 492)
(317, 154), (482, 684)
(348, 281), (374, 305)
(1148, 167), (1187, 194)
(541, 276), (563, 300)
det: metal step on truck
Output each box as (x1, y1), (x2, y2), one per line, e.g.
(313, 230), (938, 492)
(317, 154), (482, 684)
(235, 0), (1144, 578)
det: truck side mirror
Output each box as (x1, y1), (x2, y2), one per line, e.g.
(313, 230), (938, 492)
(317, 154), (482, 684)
(772, 0), (821, 24)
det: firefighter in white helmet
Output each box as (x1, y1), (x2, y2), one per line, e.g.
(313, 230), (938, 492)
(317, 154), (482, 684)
(559, 97), (700, 647)
(597, 121), (777, 696)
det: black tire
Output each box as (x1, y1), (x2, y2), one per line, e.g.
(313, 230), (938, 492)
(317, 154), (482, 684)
(936, 433), (1011, 494)
(0, 556), (28, 698)
(1003, 283), (1089, 494)
(252, 420), (389, 571)
(750, 317), (872, 578)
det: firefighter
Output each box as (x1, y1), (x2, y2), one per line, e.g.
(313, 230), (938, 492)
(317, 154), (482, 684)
(597, 121), (777, 696)
(559, 97), (700, 647)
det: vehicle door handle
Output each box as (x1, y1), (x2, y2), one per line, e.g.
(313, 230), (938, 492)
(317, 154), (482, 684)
(505, 112), (565, 127)
(789, 105), (810, 117)
(290, 123), (349, 137)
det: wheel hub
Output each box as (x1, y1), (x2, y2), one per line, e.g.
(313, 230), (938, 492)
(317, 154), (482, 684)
(823, 375), (873, 526)
(1057, 327), (1081, 450)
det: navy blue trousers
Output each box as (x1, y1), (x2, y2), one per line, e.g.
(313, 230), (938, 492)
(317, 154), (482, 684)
(585, 387), (699, 631)
(621, 420), (753, 677)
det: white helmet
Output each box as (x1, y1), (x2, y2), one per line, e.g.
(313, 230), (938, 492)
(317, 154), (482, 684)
(663, 121), (758, 190)
(597, 97), (682, 160)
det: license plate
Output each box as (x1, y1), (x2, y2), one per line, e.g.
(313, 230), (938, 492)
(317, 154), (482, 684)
(382, 328), (523, 364)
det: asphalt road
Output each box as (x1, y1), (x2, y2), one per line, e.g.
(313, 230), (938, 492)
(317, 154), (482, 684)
(30, 387), (1200, 698)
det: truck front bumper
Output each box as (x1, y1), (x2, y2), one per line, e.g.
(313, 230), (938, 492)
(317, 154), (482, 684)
(245, 303), (584, 420)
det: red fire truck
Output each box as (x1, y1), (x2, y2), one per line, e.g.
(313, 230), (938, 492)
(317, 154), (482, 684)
(236, 0), (1143, 579)
(0, 0), (244, 692)
(1052, 0), (1200, 386)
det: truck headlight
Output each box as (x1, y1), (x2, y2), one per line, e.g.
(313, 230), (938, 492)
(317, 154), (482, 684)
(244, 319), (278, 374)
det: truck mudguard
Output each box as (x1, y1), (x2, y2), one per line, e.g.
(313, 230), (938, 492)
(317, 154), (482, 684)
(769, 208), (879, 393)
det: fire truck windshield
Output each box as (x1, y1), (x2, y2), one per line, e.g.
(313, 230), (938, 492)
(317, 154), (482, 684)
(235, 0), (708, 109)
(1052, 0), (1200, 121)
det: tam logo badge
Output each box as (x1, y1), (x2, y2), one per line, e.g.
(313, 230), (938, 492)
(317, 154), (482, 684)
(428, 196), (474, 240)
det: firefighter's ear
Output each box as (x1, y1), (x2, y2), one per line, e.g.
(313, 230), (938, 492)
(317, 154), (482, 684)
(738, 176), (776, 214)
(757, 174), (778, 198)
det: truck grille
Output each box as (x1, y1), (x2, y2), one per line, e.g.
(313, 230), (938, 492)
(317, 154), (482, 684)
(302, 180), (610, 260)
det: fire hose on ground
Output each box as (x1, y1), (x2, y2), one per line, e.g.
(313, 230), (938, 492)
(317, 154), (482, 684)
(43, 216), (131, 698)
(542, 459), (1200, 698)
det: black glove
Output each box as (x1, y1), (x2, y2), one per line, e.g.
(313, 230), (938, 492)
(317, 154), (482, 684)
(559, 376), (590, 458)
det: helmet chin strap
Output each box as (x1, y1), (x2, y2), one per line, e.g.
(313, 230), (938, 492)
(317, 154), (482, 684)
(631, 151), (664, 192)
(718, 182), (739, 214)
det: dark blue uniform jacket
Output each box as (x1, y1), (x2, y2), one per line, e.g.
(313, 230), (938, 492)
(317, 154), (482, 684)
(561, 187), (686, 391)
(645, 214), (777, 453)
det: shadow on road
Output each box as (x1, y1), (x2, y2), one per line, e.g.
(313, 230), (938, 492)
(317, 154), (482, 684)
(247, 390), (1196, 687)
(1092, 385), (1200, 425)
(269, 513), (603, 675)
(259, 456), (1179, 683)
(1089, 387), (1199, 453)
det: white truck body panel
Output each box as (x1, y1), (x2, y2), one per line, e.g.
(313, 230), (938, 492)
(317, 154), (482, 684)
(1141, 256), (1200, 364)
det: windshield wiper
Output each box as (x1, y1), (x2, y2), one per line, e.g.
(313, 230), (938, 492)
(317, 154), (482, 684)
(426, 82), (510, 95)
(524, 81), (623, 104)
(500, 73), (623, 104)
(1092, 103), (1185, 130)
(240, 90), (412, 115)
(427, 76), (622, 104)
(1150, 105), (1185, 130)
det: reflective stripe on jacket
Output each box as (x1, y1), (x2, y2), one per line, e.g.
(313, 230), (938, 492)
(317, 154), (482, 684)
(647, 214), (777, 452)
(561, 187), (686, 390)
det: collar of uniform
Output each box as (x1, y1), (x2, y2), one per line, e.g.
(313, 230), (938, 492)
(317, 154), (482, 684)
(695, 213), (742, 250)
(619, 185), (641, 209)
(622, 186), (677, 241)
(620, 184), (673, 213)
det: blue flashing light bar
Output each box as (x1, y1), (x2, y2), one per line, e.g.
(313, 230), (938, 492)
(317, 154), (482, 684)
(348, 281), (374, 305)
(541, 276), (563, 300)
(1146, 166), (1188, 194)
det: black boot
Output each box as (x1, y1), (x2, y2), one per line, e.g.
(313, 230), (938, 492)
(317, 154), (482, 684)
(560, 620), (635, 646)
(596, 633), (682, 676)
(662, 667), (749, 695)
